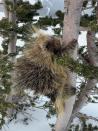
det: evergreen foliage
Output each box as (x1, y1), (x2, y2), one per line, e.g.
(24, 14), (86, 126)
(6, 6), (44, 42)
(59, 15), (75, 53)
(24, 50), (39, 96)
(0, 54), (13, 128)
(56, 54), (98, 79)
(0, 0), (43, 128)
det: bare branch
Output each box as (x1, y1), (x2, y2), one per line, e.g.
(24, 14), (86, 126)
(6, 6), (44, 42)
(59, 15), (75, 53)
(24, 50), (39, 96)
(73, 79), (97, 114)
(87, 31), (98, 66)
(76, 112), (98, 122)
(82, 6), (94, 11)
(79, 26), (91, 31)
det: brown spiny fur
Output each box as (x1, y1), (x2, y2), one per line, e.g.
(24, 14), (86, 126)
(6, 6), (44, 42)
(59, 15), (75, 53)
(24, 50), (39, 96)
(15, 33), (75, 114)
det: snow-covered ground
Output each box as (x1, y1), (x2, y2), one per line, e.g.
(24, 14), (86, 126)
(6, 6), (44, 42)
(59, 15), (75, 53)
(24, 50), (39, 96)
(2, 109), (52, 131)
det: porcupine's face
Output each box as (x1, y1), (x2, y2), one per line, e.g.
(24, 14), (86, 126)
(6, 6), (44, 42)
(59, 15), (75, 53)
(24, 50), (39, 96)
(45, 37), (62, 57)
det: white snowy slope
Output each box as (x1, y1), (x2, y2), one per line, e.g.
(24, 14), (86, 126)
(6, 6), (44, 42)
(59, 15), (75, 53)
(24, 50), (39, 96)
(0, 0), (64, 16)
(0, 0), (94, 16)
(38, 0), (64, 16)
(2, 108), (52, 131)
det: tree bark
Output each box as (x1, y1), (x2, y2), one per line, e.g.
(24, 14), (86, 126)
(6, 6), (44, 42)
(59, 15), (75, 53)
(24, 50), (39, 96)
(55, 0), (83, 131)
(3, 0), (17, 59)
(64, 30), (98, 130)
(3, 0), (17, 102)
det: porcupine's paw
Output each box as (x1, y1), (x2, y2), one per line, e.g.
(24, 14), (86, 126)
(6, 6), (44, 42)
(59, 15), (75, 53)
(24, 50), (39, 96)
(64, 85), (76, 97)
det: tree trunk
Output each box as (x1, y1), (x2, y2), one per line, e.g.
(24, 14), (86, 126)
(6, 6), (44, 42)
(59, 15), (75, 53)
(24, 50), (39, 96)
(3, 0), (17, 59)
(66, 31), (98, 130)
(55, 0), (83, 131)
(8, 0), (17, 59)
(3, 0), (17, 102)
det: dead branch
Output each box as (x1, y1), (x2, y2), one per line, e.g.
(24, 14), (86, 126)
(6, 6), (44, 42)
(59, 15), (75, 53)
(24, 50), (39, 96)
(76, 112), (98, 122)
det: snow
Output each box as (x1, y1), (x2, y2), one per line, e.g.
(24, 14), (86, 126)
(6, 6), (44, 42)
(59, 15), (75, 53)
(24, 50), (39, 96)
(0, 37), (3, 50)
(81, 103), (98, 118)
(0, 12), (4, 19)
(0, 114), (2, 119)
(1, 95), (56, 131)
(16, 39), (24, 47)
(2, 109), (52, 131)
(0, 12), (4, 50)
(40, 27), (54, 35)
(24, 0), (36, 4)
(78, 31), (87, 47)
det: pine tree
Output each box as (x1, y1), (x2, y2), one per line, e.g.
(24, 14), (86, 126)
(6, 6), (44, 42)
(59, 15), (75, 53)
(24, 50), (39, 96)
(0, 0), (43, 128)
